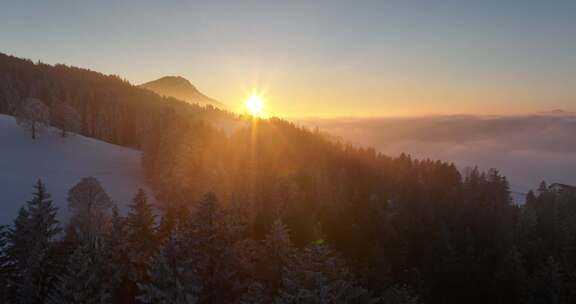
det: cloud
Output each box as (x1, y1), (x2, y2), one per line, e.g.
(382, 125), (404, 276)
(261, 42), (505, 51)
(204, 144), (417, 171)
(299, 114), (576, 194)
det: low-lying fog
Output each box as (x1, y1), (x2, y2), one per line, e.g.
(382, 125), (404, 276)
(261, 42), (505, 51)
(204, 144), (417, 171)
(300, 113), (576, 202)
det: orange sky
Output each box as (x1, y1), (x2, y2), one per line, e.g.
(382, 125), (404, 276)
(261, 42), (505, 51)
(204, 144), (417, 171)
(2, 1), (576, 117)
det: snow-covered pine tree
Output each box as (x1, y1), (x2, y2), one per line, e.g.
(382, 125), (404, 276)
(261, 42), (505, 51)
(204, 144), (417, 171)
(9, 180), (61, 303)
(67, 176), (113, 241)
(48, 243), (110, 304)
(275, 242), (368, 303)
(262, 218), (294, 293)
(157, 201), (188, 242)
(105, 205), (127, 271)
(14, 97), (50, 140)
(101, 204), (130, 300)
(109, 204), (125, 237)
(28, 180), (62, 240)
(7, 206), (29, 275)
(185, 192), (246, 303)
(0, 225), (11, 302)
(233, 238), (270, 303)
(138, 235), (201, 304)
(126, 189), (157, 282)
(265, 218), (294, 267)
(235, 218), (295, 303)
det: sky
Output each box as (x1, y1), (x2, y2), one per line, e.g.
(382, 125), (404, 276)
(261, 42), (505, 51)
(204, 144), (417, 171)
(1, 0), (576, 117)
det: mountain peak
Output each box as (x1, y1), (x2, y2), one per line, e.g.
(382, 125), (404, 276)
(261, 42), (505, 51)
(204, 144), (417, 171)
(154, 75), (194, 86)
(140, 76), (224, 108)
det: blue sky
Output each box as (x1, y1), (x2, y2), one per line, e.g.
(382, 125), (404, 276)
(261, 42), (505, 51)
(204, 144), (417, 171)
(1, 0), (575, 116)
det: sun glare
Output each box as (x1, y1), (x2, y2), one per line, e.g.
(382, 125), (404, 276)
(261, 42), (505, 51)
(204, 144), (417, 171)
(246, 95), (264, 117)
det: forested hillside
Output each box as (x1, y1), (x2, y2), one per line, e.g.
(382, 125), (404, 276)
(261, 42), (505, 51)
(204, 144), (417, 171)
(0, 53), (230, 148)
(144, 115), (576, 303)
(1, 53), (576, 303)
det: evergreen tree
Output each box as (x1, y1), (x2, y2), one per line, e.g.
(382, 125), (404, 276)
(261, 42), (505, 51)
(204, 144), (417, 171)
(0, 225), (11, 302)
(276, 243), (367, 303)
(185, 192), (245, 303)
(525, 190), (537, 208)
(493, 246), (528, 302)
(9, 180), (61, 303)
(157, 201), (189, 242)
(138, 236), (201, 304)
(126, 189), (157, 282)
(28, 180), (62, 240)
(538, 181), (549, 195)
(235, 218), (296, 303)
(48, 244), (110, 304)
(104, 204), (128, 272)
(518, 196), (543, 271)
(529, 256), (563, 304)
(428, 223), (458, 302)
(7, 207), (29, 277)
(102, 204), (131, 302)
(265, 218), (294, 265)
(263, 218), (294, 291)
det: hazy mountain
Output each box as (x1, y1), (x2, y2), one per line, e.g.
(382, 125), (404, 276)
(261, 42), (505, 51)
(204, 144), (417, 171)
(538, 109), (575, 116)
(140, 76), (225, 109)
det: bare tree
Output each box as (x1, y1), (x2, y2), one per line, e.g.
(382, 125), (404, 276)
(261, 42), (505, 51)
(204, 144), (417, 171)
(53, 101), (80, 137)
(15, 97), (50, 140)
(68, 177), (113, 240)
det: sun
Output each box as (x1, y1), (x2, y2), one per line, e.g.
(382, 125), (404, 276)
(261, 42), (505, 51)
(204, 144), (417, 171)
(245, 95), (265, 117)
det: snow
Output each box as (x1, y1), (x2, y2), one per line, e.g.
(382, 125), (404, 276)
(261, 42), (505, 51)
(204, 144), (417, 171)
(0, 114), (152, 226)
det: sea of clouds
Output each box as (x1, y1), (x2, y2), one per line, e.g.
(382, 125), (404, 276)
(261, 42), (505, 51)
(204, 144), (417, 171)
(299, 113), (576, 200)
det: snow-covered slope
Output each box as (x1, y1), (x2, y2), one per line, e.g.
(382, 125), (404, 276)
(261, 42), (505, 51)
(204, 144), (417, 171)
(0, 114), (151, 225)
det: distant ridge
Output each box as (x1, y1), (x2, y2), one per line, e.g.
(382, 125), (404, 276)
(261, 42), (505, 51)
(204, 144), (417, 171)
(140, 76), (225, 109)
(538, 109), (575, 116)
